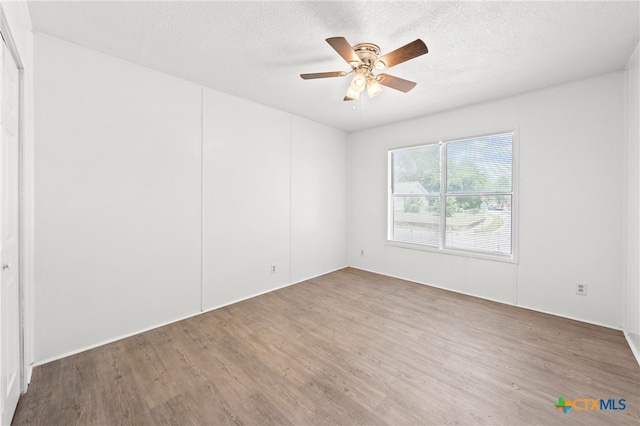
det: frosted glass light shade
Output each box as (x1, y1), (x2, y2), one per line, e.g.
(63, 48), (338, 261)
(367, 79), (383, 98)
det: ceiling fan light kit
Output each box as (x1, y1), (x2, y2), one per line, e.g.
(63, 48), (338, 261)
(300, 37), (428, 101)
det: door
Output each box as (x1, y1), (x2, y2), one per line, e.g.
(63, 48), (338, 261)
(1, 40), (20, 426)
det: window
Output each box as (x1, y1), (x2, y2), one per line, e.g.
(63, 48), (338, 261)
(389, 132), (514, 258)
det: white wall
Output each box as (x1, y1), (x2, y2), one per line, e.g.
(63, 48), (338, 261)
(34, 35), (203, 362)
(624, 42), (640, 361)
(291, 117), (348, 283)
(201, 92), (348, 310)
(33, 35), (348, 363)
(349, 72), (625, 328)
(202, 89), (291, 309)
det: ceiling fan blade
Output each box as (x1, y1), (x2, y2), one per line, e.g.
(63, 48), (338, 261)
(326, 37), (361, 65)
(300, 71), (348, 79)
(376, 39), (428, 69)
(378, 73), (417, 93)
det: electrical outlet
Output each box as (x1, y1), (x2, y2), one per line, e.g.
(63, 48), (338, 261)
(360, 249), (365, 257)
(271, 264), (277, 274)
(576, 282), (587, 296)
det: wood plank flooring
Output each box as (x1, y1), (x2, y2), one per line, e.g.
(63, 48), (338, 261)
(12, 268), (640, 425)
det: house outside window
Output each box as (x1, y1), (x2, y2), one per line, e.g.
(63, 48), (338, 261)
(389, 132), (515, 259)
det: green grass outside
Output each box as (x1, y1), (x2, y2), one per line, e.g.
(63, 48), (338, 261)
(474, 213), (504, 233)
(394, 210), (506, 234)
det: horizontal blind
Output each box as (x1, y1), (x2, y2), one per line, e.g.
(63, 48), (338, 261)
(446, 133), (512, 193)
(392, 144), (440, 194)
(444, 133), (513, 255)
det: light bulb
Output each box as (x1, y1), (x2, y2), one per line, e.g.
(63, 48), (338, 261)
(350, 69), (367, 93)
(367, 79), (383, 98)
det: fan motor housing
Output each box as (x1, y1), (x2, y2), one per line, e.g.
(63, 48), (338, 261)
(352, 43), (380, 67)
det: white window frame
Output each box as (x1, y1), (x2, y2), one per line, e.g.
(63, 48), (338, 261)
(387, 130), (518, 263)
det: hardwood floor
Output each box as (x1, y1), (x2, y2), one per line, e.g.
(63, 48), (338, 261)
(12, 268), (640, 425)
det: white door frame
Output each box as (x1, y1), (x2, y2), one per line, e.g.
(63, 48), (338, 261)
(0, 6), (30, 399)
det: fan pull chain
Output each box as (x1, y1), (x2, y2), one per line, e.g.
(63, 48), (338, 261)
(351, 92), (366, 116)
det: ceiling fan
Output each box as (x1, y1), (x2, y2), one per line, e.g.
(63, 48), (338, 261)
(300, 37), (428, 101)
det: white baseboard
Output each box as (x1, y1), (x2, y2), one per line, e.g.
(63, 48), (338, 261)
(200, 265), (348, 314)
(35, 264), (631, 369)
(25, 364), (32, 386)
(34, 265), (349, 367)
(349, 266), (622, 331)
(33, 308), (207, 367)
(624, 330), (640, 367)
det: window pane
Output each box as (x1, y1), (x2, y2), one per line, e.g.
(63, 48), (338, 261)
(393, 196), (439, 246)
(446, 133), (512, 193)
(392, 145), (440, 194)
(444, 195), (511, 255)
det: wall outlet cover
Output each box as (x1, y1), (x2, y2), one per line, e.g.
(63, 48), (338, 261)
(576, 282), (587, 296)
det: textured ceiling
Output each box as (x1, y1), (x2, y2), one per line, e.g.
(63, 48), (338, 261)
(27, 1), (640, 132)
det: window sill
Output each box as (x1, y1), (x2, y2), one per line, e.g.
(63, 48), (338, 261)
(386, 240), (518, 264)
